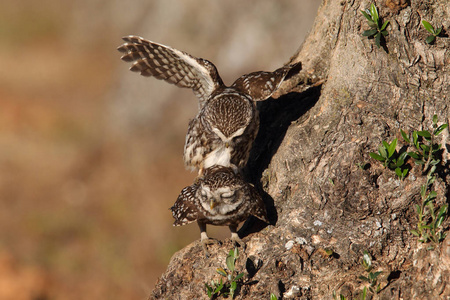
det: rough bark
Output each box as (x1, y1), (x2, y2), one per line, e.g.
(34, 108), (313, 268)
(152, 0), (450, 299)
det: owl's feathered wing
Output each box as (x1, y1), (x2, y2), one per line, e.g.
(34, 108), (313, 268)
(171, 184), (202, 226)
(231, 61), (302, 101)
(247, 184), (269, 224)
(118, 35), (224, 106)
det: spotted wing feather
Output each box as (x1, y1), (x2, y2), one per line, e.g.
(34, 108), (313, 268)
(231, 62), (302, 101)
(171, 184), (202, 226)
(118, 35), (224, 105)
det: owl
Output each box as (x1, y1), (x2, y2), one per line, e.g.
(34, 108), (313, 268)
(118, 36), (301, 175)
(170, 166), (268, 256)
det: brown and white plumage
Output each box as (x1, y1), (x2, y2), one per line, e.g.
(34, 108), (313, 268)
(170, 166), (268, 255)
(118, 35), (301, 174)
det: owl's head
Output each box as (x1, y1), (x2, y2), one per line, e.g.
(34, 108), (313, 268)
(196, 167), (244, 215)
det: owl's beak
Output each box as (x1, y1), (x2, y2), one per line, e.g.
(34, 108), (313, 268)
(225, 142), (229, 148)
(210, 199), (217, 209)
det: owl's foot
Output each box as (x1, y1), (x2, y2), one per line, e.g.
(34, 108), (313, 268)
(201, 236), (221, 258)
(230, 232), (246, 251)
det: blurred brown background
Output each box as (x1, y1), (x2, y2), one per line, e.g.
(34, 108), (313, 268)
(0, 1), (320, 299)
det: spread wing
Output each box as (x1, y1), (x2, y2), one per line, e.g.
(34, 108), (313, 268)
(118, 35), (224, 106)
(231, 61), (302, 101)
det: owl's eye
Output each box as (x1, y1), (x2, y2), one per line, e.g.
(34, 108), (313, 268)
(220, 191), (235, 199)
(200, 189), (208, 200)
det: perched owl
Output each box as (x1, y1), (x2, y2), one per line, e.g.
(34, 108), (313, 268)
(118, 36), (301, 175)
(170, 166), (268, 256)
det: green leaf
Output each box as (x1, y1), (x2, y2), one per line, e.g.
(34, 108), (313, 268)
(432, 114), (438, 124)
(206, 286), (212, 298)
(359, 275), (370, 282)
(398, 151), (408, 162)
(375, 32), (382, 47)
(403, 168), (408, 177)
(437, 204), (448, 217)
(369, 152), (385, 162)
(426, 35), (436, 44)
(410, 229), (420, 237)
(425, 192), (436, 204)
(380, 20), (389, 31)
(230, 281), (237, 292)
(413, 131), (419, 148)
(420, 144), (430, 152)
(370, 3), (379, 24)
(372, 271), (382, 279)
(435, 26), (442, 36)
(428, 166), (437, 178)
(423, 197), (433, 205)
(420, 185), (427, 198)
(417, 130), (432, 139)
(430, 159), (440, 166)
(408, 151), (420, 160)
(363, 29), (378, 36)
(416, 206), (422, 218)
(234, 272), (245, 281)
(395, 167), (402, 178)
(378, 145), (388, 158)
(270, 293), (278, 300)
(361, 287), (367, 300)
(388, 138), (397, 157)
(217, 268), (227, 277)
(368, 21), (378, 28)
(422, 20), (435, 34)
(401, 129), (410, 144)
(361, 10), (373, 22)
(436, 215), (445, 228)
(214, 279), (224, 293)
(434, 124), (448, 135)
(381, 29), (389, 36)
(226, 254), (235, 272)
(229, 248), (235, 257)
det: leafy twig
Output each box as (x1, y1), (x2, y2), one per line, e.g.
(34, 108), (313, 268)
(422, 20), (443, 44)
(205, 247), (245, 299)
(361, 3), (389, 48)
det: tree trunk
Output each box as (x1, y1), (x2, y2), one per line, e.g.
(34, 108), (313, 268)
(151, 0), (450, 299)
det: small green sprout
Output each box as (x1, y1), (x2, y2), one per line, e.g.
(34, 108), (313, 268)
(356, 162), (369, 170)
(422, 20), (443, 44)
(205, 247), (244, 299)
(359, 251), (382, 294)
(332, 292), (348, 300)
(361, 3), (389, 47)
(333, 287), (367, 300)
(401, 115), (448, 174)
(410, 167), (448, 249)
(369, 138), (408, 180)
(270, 293), (278, 300)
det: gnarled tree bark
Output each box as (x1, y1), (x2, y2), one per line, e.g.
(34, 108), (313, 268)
(152, 0), (449, 299)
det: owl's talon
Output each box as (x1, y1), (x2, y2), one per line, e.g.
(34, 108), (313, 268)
(201, 237), (221, 257)
(230, 233), (246, 251)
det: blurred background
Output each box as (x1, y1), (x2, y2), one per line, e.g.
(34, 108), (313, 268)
(0, 1), (320, 299)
